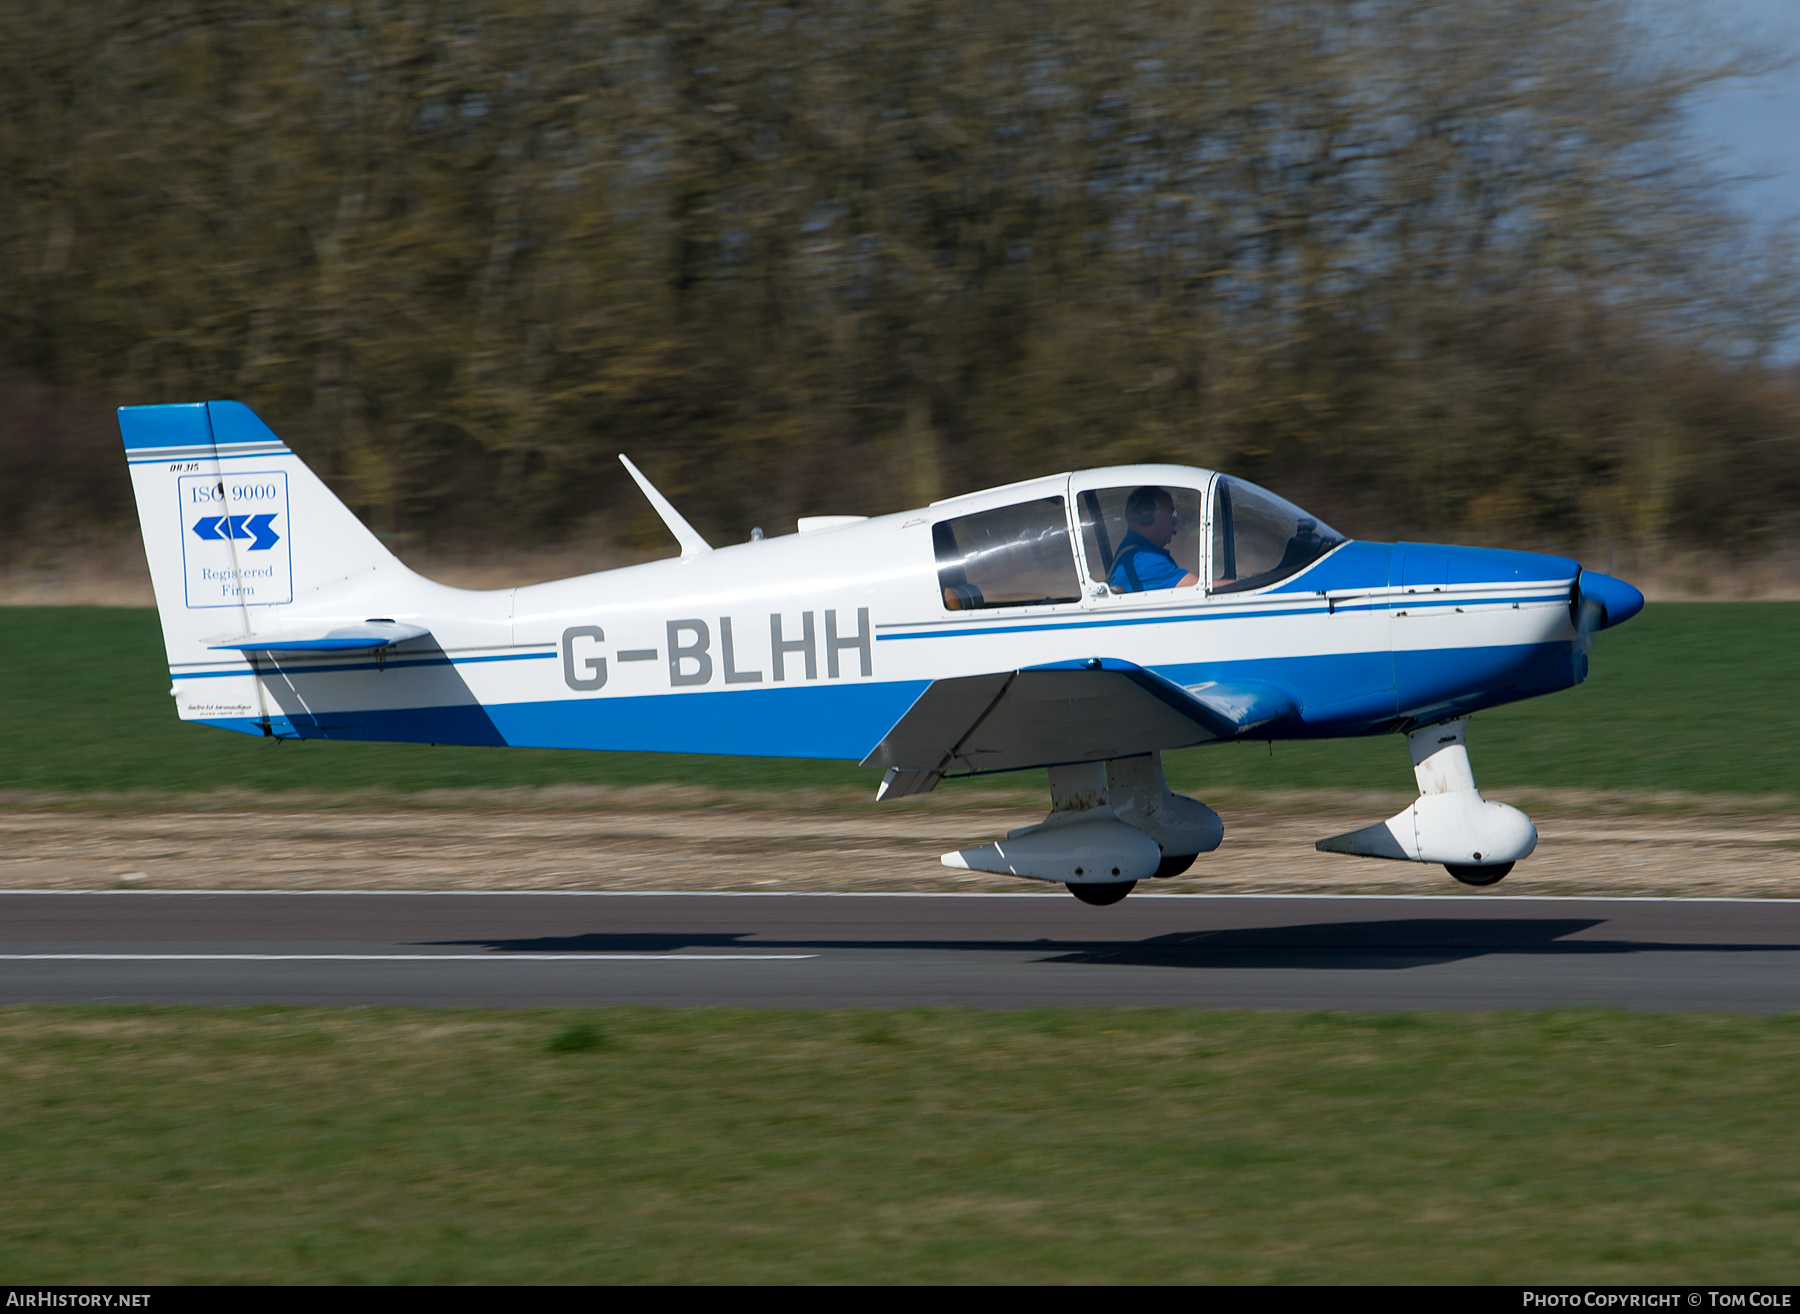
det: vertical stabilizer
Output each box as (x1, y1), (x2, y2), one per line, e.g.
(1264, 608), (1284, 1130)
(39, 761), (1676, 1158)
(119, 400), (429, 732)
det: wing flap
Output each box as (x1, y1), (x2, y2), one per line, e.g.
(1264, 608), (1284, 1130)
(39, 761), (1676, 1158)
(862, 672), (1013, 774)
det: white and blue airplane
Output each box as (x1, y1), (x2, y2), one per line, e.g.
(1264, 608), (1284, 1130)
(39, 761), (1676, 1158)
(121, 400), (1644, 905)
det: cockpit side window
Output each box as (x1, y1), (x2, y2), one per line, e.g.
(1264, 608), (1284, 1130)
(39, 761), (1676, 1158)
(1209, 476), (1345, 593)
(934, 497), (1082, 611)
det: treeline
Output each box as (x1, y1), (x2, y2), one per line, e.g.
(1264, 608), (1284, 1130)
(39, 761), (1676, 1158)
(2, 0), (1797, 562)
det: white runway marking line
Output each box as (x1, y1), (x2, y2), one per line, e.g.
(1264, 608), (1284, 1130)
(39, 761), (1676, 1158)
(0, 953), (816, 962)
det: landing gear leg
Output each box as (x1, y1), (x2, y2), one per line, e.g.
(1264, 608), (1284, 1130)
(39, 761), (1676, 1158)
(939, 753), (1224, 904)
(1104, 753), (1222, 879)
(1316, 718), (1536, 884)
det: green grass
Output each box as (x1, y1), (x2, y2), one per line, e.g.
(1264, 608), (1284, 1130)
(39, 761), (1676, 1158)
(4, 1006), (1800, 1283)
(0, 603), (1793, 797)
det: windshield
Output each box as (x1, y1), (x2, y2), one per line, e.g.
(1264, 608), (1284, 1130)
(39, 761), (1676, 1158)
(1210, 477), (1345, 593)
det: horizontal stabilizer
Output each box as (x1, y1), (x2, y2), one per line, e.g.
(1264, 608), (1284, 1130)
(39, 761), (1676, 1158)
(207, 620), (432, 653)
(863, 659), (1298, 791)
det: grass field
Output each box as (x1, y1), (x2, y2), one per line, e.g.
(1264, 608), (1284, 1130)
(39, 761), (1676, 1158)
(0, 603), (1791, 798)
(3, 1006), (1799, 1283)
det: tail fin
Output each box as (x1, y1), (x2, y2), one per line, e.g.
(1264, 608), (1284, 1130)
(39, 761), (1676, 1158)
(119, 401), (445, 732)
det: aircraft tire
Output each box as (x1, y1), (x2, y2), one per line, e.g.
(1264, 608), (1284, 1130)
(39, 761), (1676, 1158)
(1153, 852), (1198, 879)
(1445, 861), (1513, 887)
(1067, 881), (1136, 906)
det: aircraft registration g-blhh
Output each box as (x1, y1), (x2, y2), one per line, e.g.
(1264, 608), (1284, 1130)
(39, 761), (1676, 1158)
(121, 401), (1644, 905)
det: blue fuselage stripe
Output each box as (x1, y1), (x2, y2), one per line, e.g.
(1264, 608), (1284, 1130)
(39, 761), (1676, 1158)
(878, 591), (1570, 642)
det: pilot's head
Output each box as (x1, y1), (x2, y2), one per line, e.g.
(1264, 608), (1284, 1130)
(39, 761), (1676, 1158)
(1126, 486), (1178, 547)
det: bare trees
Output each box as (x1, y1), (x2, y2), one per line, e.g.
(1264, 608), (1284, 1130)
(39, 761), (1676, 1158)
(1, 0), (1793, 557)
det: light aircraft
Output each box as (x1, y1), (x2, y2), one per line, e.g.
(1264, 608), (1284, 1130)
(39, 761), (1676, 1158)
(120, 401), (1644, 905)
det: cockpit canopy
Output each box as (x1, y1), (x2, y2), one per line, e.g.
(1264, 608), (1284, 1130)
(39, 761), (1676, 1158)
(930, 471), (1345, 610)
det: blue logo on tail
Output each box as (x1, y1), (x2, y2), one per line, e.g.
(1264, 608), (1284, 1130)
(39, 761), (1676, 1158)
(192, 513), (280, 552)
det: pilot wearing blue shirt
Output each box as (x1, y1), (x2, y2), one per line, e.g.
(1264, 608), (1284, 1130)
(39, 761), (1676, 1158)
(1110, 486), (1199, 593)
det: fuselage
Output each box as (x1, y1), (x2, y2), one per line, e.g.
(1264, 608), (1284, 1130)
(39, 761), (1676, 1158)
(187, 462), (1607, 765)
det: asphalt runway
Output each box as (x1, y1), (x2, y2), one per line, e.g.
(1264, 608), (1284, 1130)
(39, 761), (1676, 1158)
(3, 890), (1799, 1011)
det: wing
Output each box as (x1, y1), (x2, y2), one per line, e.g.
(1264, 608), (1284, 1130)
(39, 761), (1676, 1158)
(862, 658), (1297, 798)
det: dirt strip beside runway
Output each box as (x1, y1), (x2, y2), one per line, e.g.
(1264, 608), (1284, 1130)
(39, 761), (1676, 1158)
(3, 795), (1797, 898)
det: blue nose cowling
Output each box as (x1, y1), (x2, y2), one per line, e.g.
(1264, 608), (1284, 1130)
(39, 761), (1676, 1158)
(1577, 570), (1645, 631)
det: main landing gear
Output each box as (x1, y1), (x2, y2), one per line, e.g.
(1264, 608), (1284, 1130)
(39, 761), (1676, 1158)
(1316, 717), (1536, 887)
(940, 752), (1223, 905)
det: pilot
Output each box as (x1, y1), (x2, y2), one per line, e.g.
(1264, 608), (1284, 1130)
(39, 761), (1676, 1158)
(1111, 487), (1199, 593)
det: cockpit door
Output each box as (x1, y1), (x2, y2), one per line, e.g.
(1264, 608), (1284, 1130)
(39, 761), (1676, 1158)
(1070, 475), (1206, 608)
